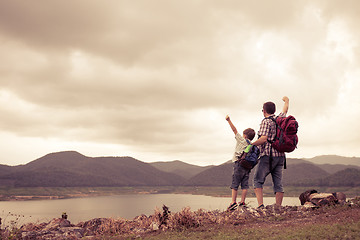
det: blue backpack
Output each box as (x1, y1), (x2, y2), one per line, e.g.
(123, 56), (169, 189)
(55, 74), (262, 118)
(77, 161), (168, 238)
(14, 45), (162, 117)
(239, 140), (260, 170)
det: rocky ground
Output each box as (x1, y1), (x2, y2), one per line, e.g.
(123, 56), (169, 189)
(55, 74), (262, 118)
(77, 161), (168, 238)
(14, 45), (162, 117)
(1, 197), (359, 239)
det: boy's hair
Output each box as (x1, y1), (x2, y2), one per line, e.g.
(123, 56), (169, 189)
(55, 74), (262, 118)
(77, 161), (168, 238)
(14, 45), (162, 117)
(243, 128), (256, 141)
(263, 101), (276, 114)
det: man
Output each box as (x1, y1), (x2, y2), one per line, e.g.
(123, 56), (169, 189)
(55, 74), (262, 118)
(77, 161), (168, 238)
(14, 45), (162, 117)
(251, 96), (289, 208)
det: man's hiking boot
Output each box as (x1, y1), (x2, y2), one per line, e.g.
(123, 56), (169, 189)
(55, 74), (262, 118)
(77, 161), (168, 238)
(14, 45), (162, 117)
(227, 202), (237, 211)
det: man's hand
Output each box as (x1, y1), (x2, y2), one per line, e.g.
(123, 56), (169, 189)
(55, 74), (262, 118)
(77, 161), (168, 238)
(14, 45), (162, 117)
(225, 115), (230, 121)
(282, 96), (289, 114)
(252, 135), (268, 146)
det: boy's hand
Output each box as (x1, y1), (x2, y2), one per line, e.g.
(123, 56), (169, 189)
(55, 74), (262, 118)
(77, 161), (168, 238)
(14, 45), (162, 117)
(282, 96), (289, 103)
(226, 114), (237, 134)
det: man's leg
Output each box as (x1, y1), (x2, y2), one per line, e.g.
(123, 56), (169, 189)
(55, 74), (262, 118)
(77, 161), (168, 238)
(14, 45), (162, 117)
(254, 156), (270, 207)
(272, 157), (285, 206)
(275, 192), (284, 206)
(254, 188), (263, 207)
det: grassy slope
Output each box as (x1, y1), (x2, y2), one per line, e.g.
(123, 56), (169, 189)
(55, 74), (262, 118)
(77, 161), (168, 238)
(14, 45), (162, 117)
(142, 202), (360, 240)
(143, 221), (360, 240)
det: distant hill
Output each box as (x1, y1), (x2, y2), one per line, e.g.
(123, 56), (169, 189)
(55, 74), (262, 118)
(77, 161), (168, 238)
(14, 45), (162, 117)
(286, 158), (312, 165)
(0, 164), (13, 172)
(184, 162), (232, 186)
(0, 151), (185, 187)
(183, 160), (330, 187)
(306, 155), (360, 167)
(286, 157), (360, 174)
(283, 163), (329, 185)
(295, 168), (360, 187)
(150, 160), (213, 180)
(0, 152), (359, 188)
(314, 164), (360, 174)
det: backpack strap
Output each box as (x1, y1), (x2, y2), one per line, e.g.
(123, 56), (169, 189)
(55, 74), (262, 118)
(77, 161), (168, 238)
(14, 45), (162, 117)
(269, 145), (273, 172)
(265, 116), (287, 170)
(265, 116), (280, 144)
(269, 145), (287, 170)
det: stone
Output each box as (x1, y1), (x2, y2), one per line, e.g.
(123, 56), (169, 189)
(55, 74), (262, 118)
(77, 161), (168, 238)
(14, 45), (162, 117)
(299, 189), (346, 207)
(43, 218), (72, 231)
(333, 192), (347, 204)
(309, 193), (337, 206)
(303, 201), (317, 208)
(299, 189), (318, 205)
(150, 222), (159, 231)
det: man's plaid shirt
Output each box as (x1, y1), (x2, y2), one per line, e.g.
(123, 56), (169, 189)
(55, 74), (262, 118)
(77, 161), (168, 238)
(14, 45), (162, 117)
(258, 112), (286, 158)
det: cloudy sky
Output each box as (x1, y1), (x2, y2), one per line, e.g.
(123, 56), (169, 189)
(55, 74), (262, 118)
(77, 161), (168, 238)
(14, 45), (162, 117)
(0, 0), (359, 166)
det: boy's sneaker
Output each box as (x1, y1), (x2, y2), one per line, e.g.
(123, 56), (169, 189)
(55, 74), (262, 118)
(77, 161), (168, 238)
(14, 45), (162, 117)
(227, 202), (237, 211)
(238, 202), (246, 207)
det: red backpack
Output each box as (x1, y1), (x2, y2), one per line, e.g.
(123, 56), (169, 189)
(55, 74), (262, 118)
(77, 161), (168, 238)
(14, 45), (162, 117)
(268, 115), (298, 153)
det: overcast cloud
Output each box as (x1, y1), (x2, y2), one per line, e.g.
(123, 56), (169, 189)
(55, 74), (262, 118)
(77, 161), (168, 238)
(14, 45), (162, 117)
(0, 0), (359, 166)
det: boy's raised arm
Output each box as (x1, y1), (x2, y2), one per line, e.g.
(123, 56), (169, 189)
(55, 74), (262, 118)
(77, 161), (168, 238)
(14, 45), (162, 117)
(226, 115), (238, 135)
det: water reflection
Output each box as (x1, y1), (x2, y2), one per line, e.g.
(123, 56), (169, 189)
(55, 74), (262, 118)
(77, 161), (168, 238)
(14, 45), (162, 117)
(0, 194), (300, 225)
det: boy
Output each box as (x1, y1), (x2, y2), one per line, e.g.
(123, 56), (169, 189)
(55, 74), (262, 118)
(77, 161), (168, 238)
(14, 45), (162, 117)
(226, 115), (256, 211)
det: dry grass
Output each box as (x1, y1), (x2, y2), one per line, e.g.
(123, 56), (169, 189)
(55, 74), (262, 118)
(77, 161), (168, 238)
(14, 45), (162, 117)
(80, 197), (360, 239)
(2, 197), (360, 239)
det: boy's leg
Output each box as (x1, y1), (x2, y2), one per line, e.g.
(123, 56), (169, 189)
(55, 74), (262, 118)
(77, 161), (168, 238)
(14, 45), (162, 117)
(231, 189), (238, 203)
(230, 162), (242, 203)
(239, 167), (250, 204)
(228, 188), (238, 211)
(240, 189), (248, 204)
(228, 162), (241, 210)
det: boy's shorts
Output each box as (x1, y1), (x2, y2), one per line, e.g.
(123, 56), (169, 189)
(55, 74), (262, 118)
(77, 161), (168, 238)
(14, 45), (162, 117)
(254, 155), (285, 193)
(230, 161), (250, 190)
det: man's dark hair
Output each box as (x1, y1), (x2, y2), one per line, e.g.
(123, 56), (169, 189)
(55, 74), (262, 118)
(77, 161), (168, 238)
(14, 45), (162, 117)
(243, 128), (256, 141)
(263, 102), (276, 114)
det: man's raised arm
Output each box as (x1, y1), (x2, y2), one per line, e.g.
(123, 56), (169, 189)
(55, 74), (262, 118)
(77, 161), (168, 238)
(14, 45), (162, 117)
(282, 96), (289, 114)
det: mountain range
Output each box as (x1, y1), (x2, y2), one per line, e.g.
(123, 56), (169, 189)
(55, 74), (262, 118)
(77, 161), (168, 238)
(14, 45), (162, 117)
(305, 155), (360, 166)
(0, 151), (359, 188)
(0, 151), (185, 187)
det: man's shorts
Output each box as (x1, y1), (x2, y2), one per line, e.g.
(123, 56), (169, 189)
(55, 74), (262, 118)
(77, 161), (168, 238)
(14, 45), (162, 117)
(254, 155), (285, 193)
(230, 161), (250, 190)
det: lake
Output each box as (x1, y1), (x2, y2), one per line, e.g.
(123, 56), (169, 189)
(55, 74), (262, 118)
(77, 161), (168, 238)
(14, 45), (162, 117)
(0, 194), (301, 225)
